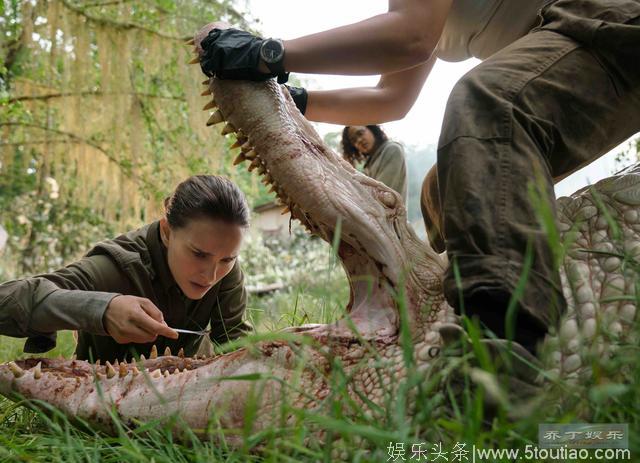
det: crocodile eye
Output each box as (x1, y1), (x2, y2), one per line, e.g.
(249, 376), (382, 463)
(380, 191), (396, 209)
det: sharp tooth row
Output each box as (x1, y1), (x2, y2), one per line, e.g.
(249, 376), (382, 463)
(200, 108), (313, 236)
(78, 353), (198, 381)
(231, 142), (289, 206)
(96, 364), (140, 380)
(233, 141), (300, 224)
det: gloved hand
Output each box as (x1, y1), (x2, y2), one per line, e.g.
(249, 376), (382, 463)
(199, 28), (286, 82)
(285, 85), (308, 115)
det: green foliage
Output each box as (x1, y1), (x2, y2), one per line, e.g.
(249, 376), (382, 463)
(242, 227), (349, 331)
(323, 130), (341, 152)
(613, 136), (640, 173)
(0, 145), (113, 276)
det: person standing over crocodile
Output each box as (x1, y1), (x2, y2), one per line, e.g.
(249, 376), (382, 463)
(193, 0), (640, 356)
(341, 125), (408, 203)
(0, 175), (252, 363)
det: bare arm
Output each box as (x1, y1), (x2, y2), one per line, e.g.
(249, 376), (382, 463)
(304, 56), (436, 124)
(194, 0), (448, 123)
(283, 0), (451, 75)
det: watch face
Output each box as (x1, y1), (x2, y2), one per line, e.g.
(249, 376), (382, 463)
(261, 39), (284, 64)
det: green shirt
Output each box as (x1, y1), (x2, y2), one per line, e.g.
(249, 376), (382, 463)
(0, 221), (250, 362)
(363, 140), (408, 203)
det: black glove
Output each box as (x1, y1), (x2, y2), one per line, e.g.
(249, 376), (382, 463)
(285, 85), (308, 115)
(200, 28), (274, 81)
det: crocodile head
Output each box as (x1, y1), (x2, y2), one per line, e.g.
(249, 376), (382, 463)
(202, 78), (450, 340)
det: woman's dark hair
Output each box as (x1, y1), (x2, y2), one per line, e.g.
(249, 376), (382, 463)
(164, 175), (250, 229)
(340, 125), (389, 166)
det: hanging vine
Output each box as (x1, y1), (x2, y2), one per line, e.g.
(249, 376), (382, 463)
(0, 0), (257, 277)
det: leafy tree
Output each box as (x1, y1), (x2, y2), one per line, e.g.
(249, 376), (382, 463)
(0, 0), (266, 277)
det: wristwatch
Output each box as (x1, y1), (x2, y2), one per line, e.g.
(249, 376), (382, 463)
(259, 38), (289, 83)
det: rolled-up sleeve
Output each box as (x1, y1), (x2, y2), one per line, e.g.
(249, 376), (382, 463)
(209, 261), (252, 345)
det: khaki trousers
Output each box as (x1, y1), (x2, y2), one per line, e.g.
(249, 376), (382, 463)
(421, 0), (640, 349)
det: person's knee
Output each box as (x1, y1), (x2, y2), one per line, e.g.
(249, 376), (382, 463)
(421, 165), (445, 252)
(439, 67), (511, 148)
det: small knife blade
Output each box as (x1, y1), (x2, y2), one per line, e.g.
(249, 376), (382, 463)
(172, 328), (211, 337)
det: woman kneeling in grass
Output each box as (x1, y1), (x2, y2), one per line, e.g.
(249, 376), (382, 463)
(0, 175), (252, 363)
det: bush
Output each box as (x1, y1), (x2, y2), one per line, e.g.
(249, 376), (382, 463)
(241, 228), (350, 330)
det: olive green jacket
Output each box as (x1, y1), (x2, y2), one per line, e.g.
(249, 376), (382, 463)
(0, 221), (250, 362)
(363, 140), (408, 203)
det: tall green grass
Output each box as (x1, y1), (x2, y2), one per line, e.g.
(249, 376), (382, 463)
(2, 288), (638, 461)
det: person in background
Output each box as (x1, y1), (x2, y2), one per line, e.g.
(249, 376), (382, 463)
(341, 124), (408, 203)
(0, 175), (252, 362)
